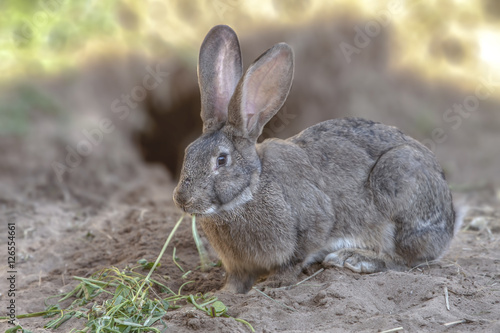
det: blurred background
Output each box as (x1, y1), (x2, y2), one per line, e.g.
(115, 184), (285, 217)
(1, 0), (500, 197)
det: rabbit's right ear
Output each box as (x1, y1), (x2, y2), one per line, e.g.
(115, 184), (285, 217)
(227, 43), (294, 141)
(198, 25), (243, 133)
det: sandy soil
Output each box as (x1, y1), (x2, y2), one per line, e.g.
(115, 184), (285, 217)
(1, 20), (500, 333)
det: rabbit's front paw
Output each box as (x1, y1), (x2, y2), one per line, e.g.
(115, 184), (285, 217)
(223, 273), (258, 294)
(323, 248), (388, 273)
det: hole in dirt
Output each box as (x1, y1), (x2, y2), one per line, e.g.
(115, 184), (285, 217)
(135, 66), (202, 179)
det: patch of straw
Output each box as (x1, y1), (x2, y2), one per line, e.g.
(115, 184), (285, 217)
(274, 268), (325, 290)
(444, 286), (450, 311)
(443, 319), (469, 327)
(379, 327), (404, 333)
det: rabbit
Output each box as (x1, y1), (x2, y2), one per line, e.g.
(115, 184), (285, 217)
(173, 25), (456, 294)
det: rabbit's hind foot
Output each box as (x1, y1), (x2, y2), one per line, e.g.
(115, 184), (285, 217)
(323, 248), (401, 273)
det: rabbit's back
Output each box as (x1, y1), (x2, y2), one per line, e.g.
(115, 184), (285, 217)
(289, 117), (440, 182)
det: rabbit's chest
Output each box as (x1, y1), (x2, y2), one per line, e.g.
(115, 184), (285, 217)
(200, 200), (296, 270)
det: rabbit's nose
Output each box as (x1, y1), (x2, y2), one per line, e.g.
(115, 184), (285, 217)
(172, 188), (183, 206)
(173, 187), (191, 209)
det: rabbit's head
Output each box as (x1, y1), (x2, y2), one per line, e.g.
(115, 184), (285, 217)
(173, 25), (294, 215)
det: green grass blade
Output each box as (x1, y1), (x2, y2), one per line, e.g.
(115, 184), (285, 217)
(133, 214), (185, 301)
(172, 247), (185, 272)
(191, 214), (210, 270)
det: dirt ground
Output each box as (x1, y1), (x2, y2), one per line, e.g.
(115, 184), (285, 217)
(1, 20), (500, 333)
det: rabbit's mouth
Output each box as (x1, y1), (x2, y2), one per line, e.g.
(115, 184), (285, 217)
(174, 198), (218, 216)
(173, 195), (194, 213)
(173, 183), (219, 215)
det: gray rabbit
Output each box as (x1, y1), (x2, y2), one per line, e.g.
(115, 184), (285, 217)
(173, 25), (456, 294)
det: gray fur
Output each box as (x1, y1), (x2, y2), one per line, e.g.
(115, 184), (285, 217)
(173, 25), (455, 294)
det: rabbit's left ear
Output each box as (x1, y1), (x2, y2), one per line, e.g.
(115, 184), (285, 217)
(227, 43), (294, 140)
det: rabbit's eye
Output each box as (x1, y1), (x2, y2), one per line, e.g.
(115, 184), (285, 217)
(217, 153), (228, 167)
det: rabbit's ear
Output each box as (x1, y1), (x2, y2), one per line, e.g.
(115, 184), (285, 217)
(198, 25), (242, 133)
(228, 43), (294, 140)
